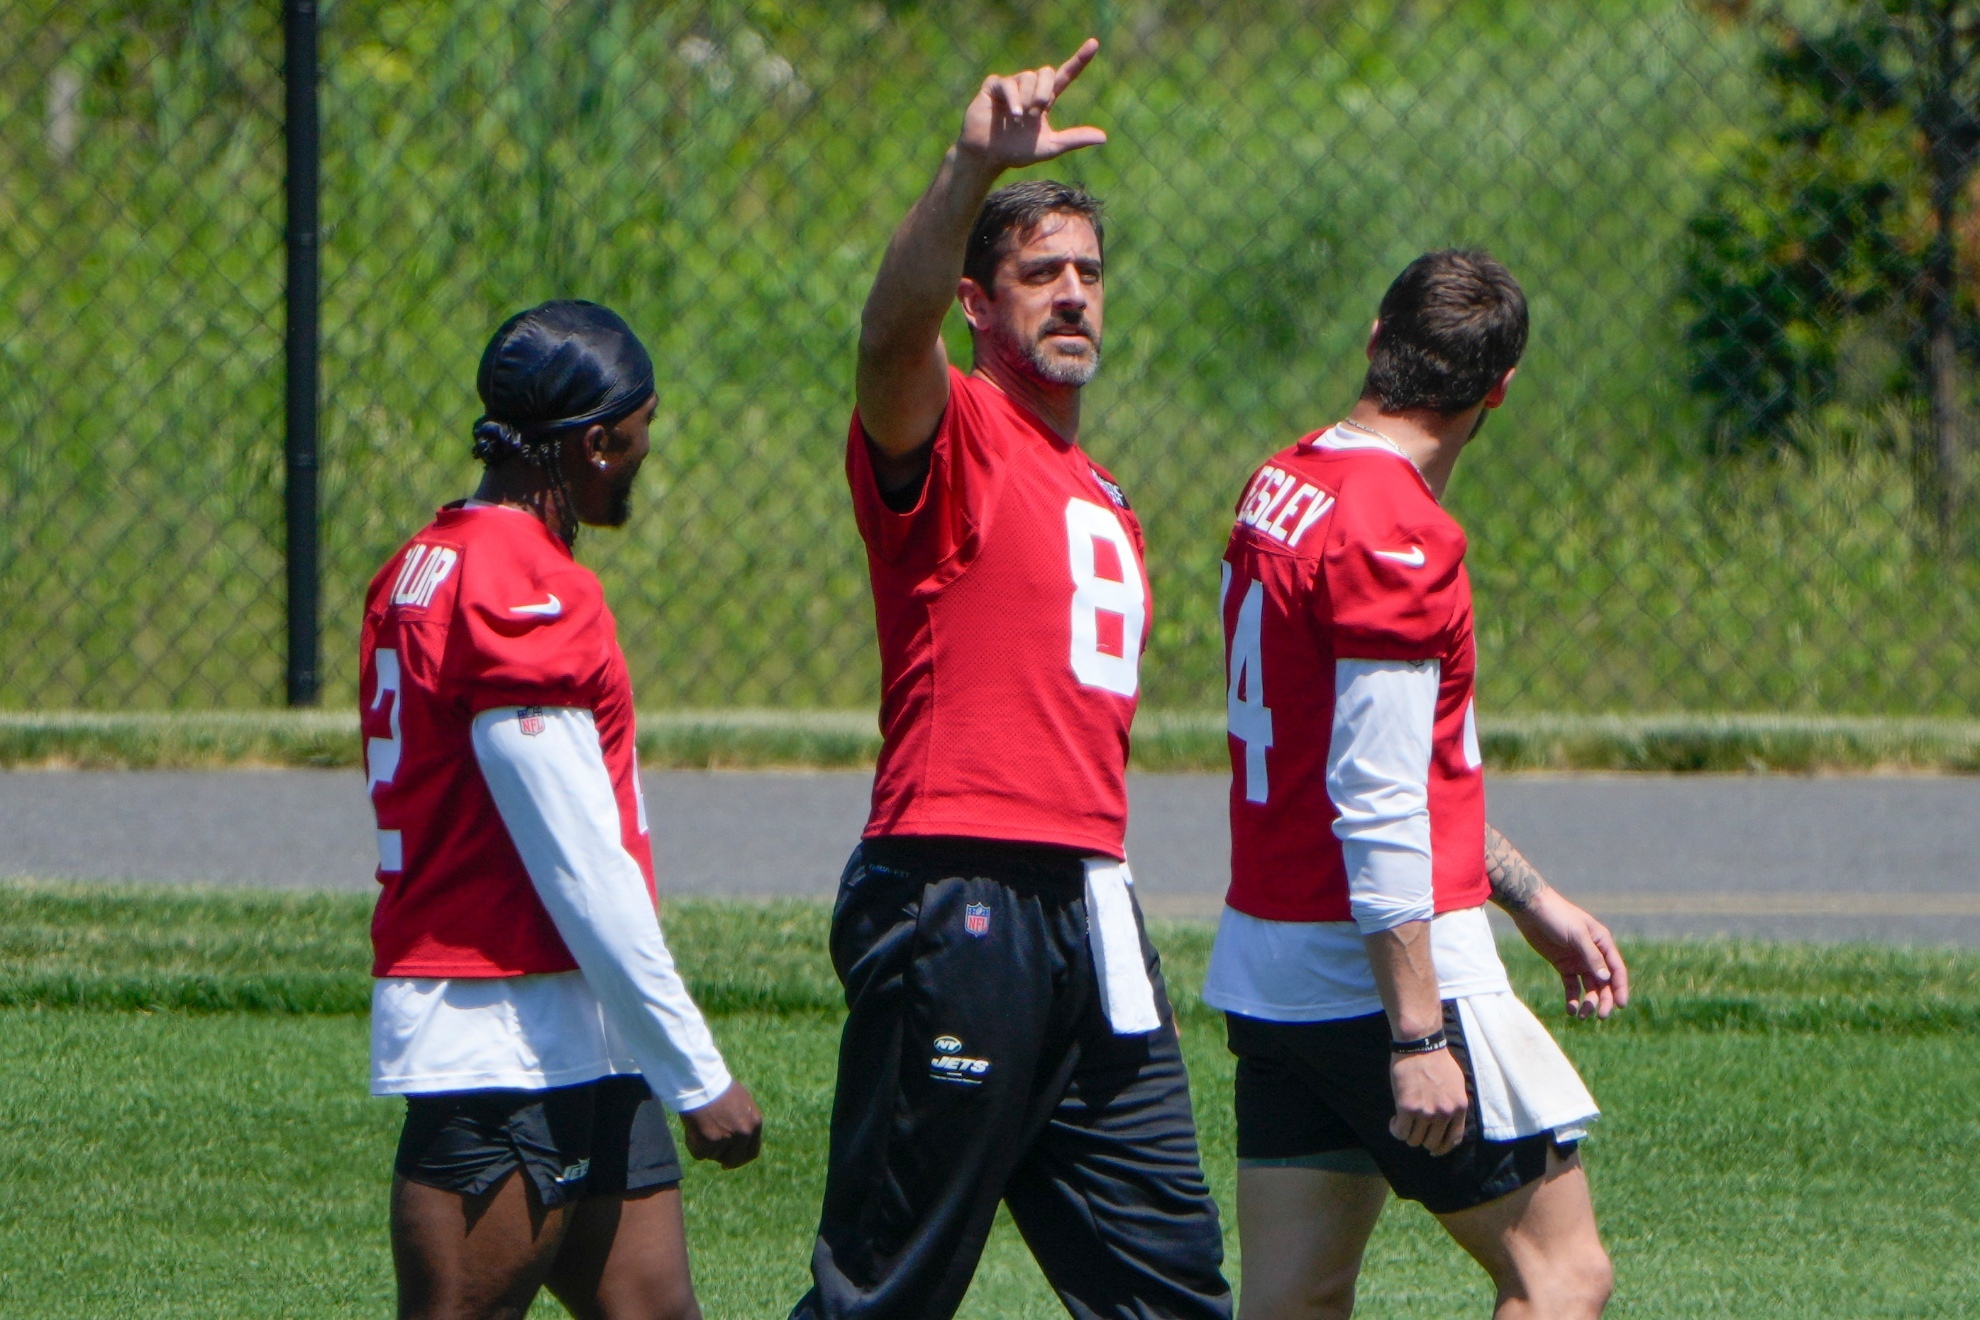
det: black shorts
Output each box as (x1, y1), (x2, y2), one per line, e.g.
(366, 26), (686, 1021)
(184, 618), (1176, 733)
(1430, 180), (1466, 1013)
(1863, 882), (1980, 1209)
(395, 1074), (682, 1209)
(1227, 1005), (1574, 1216)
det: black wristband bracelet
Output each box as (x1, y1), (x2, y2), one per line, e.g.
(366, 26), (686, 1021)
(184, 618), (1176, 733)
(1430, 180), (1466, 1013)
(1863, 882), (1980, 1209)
(1390, 1029), (1449, 1055)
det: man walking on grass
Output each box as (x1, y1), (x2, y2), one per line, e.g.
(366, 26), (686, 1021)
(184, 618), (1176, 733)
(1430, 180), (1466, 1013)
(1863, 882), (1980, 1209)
(361, 300), (762, 1320)
(789, 39), (1234, 1320)
(1208, 251), (1623, 1318)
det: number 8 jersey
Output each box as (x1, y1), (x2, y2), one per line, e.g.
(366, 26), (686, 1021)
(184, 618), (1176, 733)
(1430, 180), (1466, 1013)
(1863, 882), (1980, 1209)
(848, 367), (1151, 859)
(1220, 425), (1489, 923)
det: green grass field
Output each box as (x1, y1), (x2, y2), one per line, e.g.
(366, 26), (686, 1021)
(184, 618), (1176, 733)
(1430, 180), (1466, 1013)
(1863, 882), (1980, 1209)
(0, 884), (1975, 1317)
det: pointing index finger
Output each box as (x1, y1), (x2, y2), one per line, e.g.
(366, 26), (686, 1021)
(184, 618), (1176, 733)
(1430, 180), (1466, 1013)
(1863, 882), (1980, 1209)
(1053, 37), (1101, 96)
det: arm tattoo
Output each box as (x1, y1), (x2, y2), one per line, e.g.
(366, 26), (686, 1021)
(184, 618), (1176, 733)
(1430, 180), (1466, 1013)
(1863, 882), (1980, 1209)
(1484, 824), (1550, 913)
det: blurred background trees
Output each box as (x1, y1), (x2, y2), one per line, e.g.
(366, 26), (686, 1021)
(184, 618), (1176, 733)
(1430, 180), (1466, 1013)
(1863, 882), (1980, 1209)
(1684, 1), (1980, 538)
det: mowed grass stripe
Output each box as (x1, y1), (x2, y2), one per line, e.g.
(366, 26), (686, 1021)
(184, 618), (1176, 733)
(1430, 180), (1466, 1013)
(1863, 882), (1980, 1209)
(7, 709), (1980, 772)
(3, 883), (1978, 1034)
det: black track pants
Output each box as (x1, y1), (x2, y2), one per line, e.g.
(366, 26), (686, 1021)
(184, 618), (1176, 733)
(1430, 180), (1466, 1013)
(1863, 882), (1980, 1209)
(789, 838), (1232, 1320)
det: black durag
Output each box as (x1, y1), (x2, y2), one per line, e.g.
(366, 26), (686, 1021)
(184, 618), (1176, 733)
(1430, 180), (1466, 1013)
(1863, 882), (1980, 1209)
(470, 300), (656, 543)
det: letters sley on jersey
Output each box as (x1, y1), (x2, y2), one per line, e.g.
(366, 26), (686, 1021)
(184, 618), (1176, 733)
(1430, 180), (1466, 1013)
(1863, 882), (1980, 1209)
(358, 504), (654, 977)
(1221, 426), (1489, 922)
(848, 367), (1150, 859)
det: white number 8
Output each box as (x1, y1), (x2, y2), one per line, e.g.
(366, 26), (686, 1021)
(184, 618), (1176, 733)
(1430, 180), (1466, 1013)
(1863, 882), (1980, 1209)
(1066, 498), (1145, 698)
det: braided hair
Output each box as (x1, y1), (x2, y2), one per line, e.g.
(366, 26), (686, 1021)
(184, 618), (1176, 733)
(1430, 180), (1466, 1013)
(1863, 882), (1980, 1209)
(472, 300), (656, 545)
(470, 416), (583, 544)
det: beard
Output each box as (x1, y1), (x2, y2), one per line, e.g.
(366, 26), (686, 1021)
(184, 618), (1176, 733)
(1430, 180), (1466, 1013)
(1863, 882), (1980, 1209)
(995, 318), (1101, 388)
(600, 467), (638, 527)
(1028, 335), (1100, 387)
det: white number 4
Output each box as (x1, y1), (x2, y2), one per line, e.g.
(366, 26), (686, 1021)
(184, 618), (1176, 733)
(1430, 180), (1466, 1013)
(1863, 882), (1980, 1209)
(1222, 565), (1273, 803)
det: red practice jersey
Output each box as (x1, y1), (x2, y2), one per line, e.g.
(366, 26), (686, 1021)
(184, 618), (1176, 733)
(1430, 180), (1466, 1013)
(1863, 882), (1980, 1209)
(359, 503), (654, 977)
(848, 367), (1151, 858)
(1221, 426), (1488, 922)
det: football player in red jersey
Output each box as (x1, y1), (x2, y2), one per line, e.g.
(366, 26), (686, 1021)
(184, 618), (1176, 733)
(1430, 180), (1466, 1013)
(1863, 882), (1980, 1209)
(790, 40), (1232, 1320)
(360, 301), (761, 1320)
(1206, 253), (1625, 1319)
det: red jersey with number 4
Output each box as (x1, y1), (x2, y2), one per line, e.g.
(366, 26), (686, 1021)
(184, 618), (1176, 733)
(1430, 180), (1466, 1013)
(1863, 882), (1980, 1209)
(1221, 426), (1488, 921)
(848, 367), (1151, 858)
(358, 503), (654, 977)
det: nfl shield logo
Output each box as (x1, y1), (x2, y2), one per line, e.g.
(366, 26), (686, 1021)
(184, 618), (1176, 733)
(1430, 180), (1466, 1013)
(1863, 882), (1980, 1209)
(1091, 469), (1130, 509)
(964, 903), (991, 937)
(518, 706), (546, 737)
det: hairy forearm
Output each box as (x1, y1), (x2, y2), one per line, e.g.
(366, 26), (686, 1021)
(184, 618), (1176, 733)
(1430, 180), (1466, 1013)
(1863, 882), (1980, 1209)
(1485, 823), (1551, 913)
(858, 145), (999, 365)
(855, 146), (1000, 457)
(1363, 919), (1445, 1040)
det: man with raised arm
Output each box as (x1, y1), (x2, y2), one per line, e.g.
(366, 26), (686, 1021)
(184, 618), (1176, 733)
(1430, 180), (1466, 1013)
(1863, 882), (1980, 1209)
(789, 40), (1233, 1320)
(361, 301), (761, 1320)
(1206, 252), (1624, 1318)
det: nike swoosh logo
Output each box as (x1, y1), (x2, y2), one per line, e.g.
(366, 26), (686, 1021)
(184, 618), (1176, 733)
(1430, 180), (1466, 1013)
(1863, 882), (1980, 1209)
(510, 594), (562, 617)
(1372, 547), (1426, 567)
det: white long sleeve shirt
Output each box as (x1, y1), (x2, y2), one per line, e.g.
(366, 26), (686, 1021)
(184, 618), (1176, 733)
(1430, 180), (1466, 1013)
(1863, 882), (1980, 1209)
(370, 706), (730, 1110)
(1206, 658), (1507, 1022)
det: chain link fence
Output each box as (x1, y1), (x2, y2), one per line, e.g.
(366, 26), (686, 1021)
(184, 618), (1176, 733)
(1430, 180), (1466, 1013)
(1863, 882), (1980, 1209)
(7, 1), (1980, 716)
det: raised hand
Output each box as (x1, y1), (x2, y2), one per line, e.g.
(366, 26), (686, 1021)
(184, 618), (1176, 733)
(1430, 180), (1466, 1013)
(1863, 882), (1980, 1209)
(957, 38), (1108, 171)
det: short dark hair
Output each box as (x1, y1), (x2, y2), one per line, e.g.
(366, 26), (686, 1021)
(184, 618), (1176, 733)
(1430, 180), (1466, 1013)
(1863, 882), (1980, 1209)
(1363, 250), (1527, 413)
(962, 180), (1104, 293)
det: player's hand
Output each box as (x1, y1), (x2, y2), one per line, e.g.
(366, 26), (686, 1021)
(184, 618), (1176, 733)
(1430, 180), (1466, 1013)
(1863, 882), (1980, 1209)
(957, 38), (1107, 171)
(680, 1080), (763, 1169)
(1507, 887), (1630, 1020)
(1389, 1049), (1468, 1157)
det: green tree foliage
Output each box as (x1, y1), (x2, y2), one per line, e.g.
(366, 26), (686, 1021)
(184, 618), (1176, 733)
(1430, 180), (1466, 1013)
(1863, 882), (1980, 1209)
(1683, 2), (1980, 523)
(1683, 21), (1920, 452)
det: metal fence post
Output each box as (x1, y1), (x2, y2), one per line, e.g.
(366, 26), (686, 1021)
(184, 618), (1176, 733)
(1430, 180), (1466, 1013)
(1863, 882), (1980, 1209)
(284, 0), (321, 706)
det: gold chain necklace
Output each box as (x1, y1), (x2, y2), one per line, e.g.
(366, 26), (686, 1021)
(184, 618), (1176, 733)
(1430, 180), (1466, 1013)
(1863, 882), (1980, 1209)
(1336, 417), (1407, 452)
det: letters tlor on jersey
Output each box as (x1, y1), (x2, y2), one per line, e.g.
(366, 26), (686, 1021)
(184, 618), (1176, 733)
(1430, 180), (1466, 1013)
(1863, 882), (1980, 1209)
(359, 503), (654, 977)
(1220, 426), (1489, 921)
(848, 367), (1152, 858)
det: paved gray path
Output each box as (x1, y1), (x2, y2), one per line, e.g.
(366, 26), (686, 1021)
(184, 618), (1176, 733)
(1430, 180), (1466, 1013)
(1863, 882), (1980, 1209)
(1, 770), (1975, 943)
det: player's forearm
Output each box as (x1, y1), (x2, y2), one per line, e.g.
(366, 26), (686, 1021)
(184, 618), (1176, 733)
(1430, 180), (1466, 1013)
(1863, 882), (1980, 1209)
(1363, 920), (1445, 1040)
(1484, 822), (1551, 913)
(861, 145), (1000, 359)
(472, 707), (733, 1111)
(529, 867), (733, 1111)
(1329, 659), (1439, 931)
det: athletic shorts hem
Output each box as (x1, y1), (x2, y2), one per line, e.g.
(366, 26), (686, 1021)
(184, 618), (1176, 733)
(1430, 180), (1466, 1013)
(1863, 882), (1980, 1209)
(1227, 1006), (1578, 1216)
(393, 1075), (681, 1209)
(1238, 1150), (1383, 1176)
(1235, 1131), (1575, 1215)
(394, 1165), (683, 1199)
